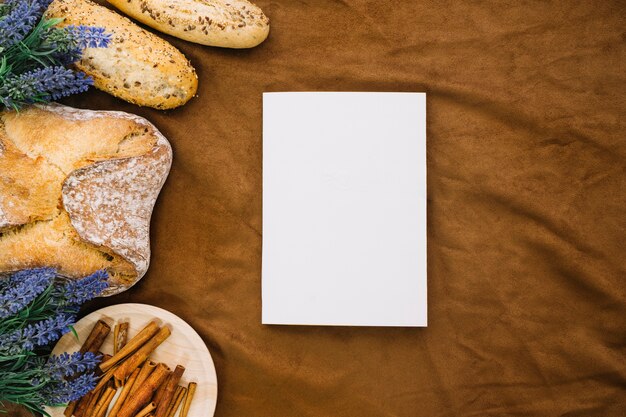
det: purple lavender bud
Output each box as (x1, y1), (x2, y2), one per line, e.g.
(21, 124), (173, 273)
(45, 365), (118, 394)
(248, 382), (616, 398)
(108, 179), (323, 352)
(41, 372), (98, 405)
(44, 25), (110, 66)
(53, 270), (108, 307)
(0, 268), (55, 319)
(49, 70), (93, 100)
(1, 267), (55, 286)
(0, 66), (92, 106)
(65, 25), (111, 49)
(43, 351), (101, 380)
(0, 313), (76, 355)
(29, 314), (75, 346)
(41, 26), (84, 64)
(0, 0), (53, 50)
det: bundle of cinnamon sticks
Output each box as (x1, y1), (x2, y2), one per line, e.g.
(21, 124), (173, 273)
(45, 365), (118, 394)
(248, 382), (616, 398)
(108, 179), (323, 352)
(65, 319), (197, 417)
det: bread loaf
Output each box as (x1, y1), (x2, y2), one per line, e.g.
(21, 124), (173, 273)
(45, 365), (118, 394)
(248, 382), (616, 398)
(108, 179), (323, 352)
(0, 104), (172, 295)
(107, 0), (270, 48)
(46, 0), (198, 109)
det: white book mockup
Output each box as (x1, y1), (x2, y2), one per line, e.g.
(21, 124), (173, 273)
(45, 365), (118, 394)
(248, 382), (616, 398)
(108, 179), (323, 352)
(262, 92), (427, 327)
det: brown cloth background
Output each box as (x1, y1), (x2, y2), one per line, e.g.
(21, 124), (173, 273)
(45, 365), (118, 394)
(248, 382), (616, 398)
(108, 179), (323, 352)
(13, 1), (626, 416)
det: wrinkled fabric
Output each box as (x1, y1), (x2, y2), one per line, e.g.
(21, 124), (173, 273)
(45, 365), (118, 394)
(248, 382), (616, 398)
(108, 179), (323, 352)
(17, 1), (623, 416)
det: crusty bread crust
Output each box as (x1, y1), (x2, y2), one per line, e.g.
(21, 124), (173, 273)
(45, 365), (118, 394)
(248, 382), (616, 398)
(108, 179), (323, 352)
(0, 104), (172, 295)
(46, 0), (198, 109)
(0, 211), (136, 281)
(107, 0), (270, 48)
(0, 133), (65, 229)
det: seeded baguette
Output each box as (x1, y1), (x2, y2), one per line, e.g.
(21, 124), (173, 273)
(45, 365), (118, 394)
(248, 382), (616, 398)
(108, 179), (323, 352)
(46, 0), (198, 109)
(107, 0), (269, 48)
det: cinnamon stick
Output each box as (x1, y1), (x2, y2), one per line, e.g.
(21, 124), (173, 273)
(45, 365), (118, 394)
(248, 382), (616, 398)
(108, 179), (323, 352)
(74, 354), (111, 417)
(80, 320), (111, 354)
(73, 394), (90, 417)
(134, 402), (156, 417)
(117, 363), (170, 417)
(113, 327), (171, 381)
(64, 401), (77, 417)
(179, 383), (196, 417)
(92, 386), (116, 417)
(129, 360), (157, 396)
(108, 368), (140, 417)
(151, 372), (172, 406)
(154, 365), (185, 417)
(165, 386), (186, 417)
(75, 392), (96, 417)
(82, 383), (106, 417)
(113, 322), (130, 387)
(91, 363), (120, 394)
(66, 322), (111, 416)
(163, 386), (183, 416)
(100, 321), (160, 372)
(114, 322), (129, 355)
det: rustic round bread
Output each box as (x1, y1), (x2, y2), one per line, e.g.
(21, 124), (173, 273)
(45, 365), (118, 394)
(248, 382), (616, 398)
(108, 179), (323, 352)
(0, 104), (172, 295)
(107, 0), (270, 48)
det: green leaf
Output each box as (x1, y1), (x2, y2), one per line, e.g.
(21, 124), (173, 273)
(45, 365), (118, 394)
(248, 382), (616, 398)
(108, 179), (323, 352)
(70, 325), (79, 341)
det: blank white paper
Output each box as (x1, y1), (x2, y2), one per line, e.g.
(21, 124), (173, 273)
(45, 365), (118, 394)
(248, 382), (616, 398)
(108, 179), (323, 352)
(262, 92), (427, 327)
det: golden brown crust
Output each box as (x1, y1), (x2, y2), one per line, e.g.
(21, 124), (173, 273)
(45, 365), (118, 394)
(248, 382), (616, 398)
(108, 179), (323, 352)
(1, 106), (148, 172)
(0, 130), (65, 229)
(0, 105), (172, 294)
(0, 211), (135, 278)
(107, 0), (270, 48)
(46, 0), (198, 109)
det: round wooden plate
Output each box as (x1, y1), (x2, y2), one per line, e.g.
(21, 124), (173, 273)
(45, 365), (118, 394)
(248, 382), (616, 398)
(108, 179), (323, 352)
(45, 303), (218, 417)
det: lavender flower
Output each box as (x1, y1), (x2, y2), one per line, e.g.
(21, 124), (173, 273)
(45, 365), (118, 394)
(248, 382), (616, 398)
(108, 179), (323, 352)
(52, 270), (108, 308)
(40, 372), (98, 405)
(0, 0), (40, 50)
(0, 0), (52, 50)
(0, 268), (55, 320)
(0, 313), (75, 355)
(39, 26), (83, 64)
(66, 25), (111, 49)
(0, 66), (92, 108)
(0, 267), (54, 289)
(0, 269), (108, 412)
(43, 25), (111, 65)
(0, 1), (110, 109)
(43, 351), (100, 380)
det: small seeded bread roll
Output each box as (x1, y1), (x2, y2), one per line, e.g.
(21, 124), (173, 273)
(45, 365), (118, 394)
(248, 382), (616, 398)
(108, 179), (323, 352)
(46, 0), (198, 109)
(107, 0), (270, 48)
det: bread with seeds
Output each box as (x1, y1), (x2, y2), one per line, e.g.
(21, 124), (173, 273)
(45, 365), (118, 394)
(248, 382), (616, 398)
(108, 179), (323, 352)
(107, 0), (270, 48)
(46, 0), (198, 109)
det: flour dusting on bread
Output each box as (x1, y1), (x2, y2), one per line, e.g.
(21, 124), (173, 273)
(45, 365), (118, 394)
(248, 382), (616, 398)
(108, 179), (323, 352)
(63, 132), (171, 287)
(0, 104), (172, 295)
